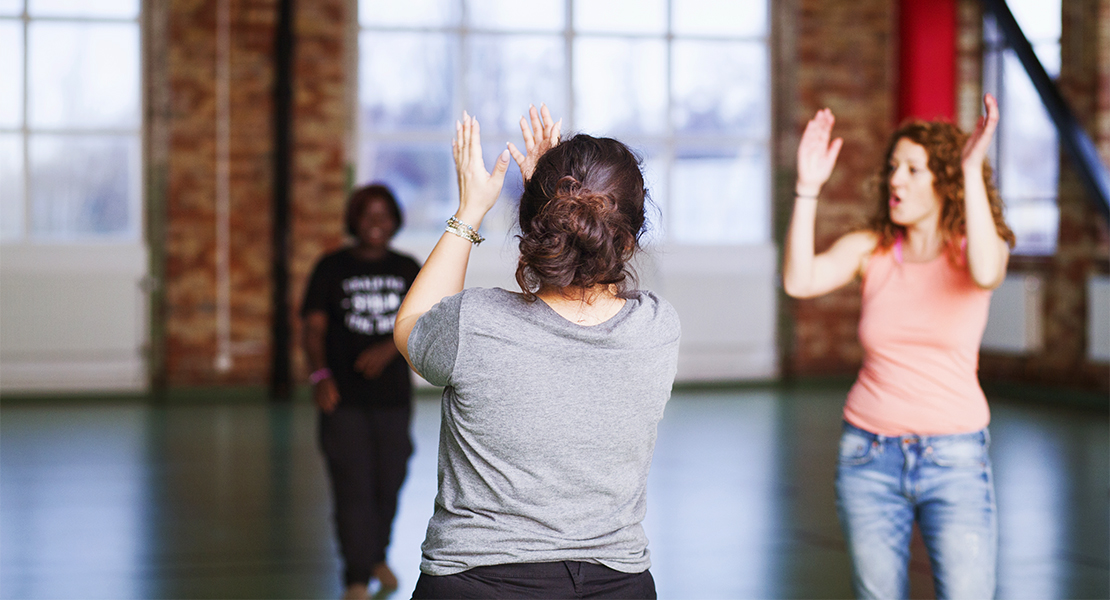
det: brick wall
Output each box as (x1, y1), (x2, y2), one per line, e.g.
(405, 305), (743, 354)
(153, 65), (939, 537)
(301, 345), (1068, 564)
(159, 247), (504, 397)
(777, 0), (897, 377)
(1102, 0), (1110, 165)
(288, 0), (351, 383)
(151, 0), (348, 387)
(778, 0), (1108, 393)
(149, 0), (1105, 392)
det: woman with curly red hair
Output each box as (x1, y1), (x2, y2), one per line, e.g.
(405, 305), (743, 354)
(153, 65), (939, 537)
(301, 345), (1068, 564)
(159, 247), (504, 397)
(394, 105), (679, 599)
(783, 94), (1014, 599)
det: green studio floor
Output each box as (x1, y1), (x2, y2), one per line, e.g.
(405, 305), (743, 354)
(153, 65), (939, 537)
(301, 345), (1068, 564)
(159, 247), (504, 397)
(1, 384), (1107, 599)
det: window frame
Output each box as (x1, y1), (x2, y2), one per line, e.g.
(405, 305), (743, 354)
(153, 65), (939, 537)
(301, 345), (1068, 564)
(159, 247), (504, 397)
(353, 0), (772, 247)
(981, 2), (1062, 257)
(0, 1), (144, 244)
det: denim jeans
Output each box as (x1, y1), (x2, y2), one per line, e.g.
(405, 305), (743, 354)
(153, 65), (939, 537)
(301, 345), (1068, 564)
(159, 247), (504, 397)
(835, 421), (997, 600)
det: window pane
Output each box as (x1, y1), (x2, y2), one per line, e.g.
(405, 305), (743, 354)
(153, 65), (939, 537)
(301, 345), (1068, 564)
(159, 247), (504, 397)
(29, 0), (138, 19)
(0, 133), (23, 240)
(0, 1), (21, 16)
(1032, 42), (1060, 78)
(1009, 0), (1060, 43)
(672, 40), (768, 137)
(1007, 199), (1058, 256)
(671, 145), (767, 244)
(0, 20), (21, 128)
(673, 0), (766, 37)
(574, 0), (666, 34)
(998, 53), (1058, 200)
(467, 0), (564, 31)
(637, 145), (668, 246)
(574, 37), (666, 135)
(357, 142), (456, 237)
(467, 34), (566, 134)
(28, 22), (140, 129)
(997, 52), (1058, 256)
(359, 32), (456, 131)
(29, 134), (139, 239)
(359, 0), (459, 28)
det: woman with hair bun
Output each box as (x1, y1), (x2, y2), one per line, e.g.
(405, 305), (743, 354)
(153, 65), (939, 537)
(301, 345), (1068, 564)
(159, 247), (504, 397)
(394, 104), (680, 600)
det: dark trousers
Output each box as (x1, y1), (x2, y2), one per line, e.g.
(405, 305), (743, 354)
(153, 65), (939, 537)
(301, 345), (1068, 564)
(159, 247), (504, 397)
(319, 403), (413, 586)
(412, 561), (656, 599)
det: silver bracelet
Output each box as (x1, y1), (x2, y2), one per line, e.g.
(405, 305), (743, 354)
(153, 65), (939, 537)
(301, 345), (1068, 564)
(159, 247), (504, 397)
(445, 216), (485, 245)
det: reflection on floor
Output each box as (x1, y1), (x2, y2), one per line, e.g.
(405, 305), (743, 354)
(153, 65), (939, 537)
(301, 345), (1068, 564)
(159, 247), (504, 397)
(1, 385), (1106, 599)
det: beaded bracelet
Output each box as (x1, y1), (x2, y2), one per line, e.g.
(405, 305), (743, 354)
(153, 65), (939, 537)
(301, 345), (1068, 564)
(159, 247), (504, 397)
(446, 216), (485, 245)
(308, 367), (332, 385)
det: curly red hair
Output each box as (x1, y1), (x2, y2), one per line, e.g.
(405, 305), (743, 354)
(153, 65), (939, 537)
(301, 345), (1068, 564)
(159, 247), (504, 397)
(868, 120), (1015, 262)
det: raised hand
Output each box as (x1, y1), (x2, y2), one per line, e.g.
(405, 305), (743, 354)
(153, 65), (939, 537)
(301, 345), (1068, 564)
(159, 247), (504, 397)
(452, 112), (510, 225)
(962, 93), (999, 171)
(796, 108), (843, 198)
(507, 103), (561, 185)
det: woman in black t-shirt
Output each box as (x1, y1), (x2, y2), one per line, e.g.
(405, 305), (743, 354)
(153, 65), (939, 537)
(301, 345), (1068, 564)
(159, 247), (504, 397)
(301, 184), (421, 600)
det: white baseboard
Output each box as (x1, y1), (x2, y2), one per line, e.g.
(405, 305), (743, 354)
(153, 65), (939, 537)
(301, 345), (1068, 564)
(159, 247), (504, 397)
(0, 357), (148, 394)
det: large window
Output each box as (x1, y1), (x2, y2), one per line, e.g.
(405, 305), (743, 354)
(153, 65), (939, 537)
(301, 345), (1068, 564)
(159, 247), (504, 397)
(356, 0), (770, 246)
(983, 0), (1061, 256)
(0, 0), (141, 243)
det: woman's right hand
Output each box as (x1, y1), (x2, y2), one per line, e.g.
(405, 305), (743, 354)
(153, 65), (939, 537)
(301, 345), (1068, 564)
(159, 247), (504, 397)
(507, 103), (561, 185)
(796, 108), (843, 197)
(453, 112), (510, 227)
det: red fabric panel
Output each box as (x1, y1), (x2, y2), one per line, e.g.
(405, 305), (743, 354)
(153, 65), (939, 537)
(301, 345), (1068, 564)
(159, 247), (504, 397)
(899, 0), (957, 122)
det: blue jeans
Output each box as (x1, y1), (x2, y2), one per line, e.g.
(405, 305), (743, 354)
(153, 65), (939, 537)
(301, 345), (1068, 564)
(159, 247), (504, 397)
(835, 421), (997, 600)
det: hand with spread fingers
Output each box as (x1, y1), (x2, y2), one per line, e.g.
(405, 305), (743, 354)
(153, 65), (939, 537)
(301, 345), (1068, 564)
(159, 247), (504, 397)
(507, 103), (562, 185)
(795, 108), (843, 198)
(452, 112), (510, 227)
(961, 93), (999, 171)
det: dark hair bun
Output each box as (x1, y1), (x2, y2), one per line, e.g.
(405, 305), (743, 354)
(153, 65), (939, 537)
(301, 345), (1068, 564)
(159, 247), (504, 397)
(515, 135), (647, 299)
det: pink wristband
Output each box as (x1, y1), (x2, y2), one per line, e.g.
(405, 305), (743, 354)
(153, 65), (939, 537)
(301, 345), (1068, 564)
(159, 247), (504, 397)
(309, 368), (332, 385)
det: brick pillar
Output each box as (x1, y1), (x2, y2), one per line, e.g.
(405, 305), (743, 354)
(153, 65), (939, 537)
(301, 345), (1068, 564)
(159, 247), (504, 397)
(157, 0), (350, 387)
(781, 0), (898, 377)
(289, 0), (351, 383)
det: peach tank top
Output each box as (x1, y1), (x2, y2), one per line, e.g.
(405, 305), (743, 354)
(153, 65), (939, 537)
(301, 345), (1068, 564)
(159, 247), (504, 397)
(844, 242), (993, 436)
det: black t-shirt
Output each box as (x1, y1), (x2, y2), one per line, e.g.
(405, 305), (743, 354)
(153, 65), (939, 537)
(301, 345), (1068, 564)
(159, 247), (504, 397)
(301, 248), (421, 407)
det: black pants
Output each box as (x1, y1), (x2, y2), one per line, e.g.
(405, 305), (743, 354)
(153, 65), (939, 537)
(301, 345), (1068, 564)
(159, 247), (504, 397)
(412, 561), (656, 599)
(319, 403), (413, 586)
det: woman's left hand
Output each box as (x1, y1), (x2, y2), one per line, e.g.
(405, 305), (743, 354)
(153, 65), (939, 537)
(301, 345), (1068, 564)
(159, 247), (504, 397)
(453, 112), (510, 226)
(961, 93), (999, 170)
(961, 93), (1009, 289)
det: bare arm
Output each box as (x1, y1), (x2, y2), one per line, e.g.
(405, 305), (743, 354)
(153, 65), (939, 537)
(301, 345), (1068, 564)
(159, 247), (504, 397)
(783, 109), (876, 297)
(393, 113), (510, 370)
(961, 93), (1010, 289)
(302, 310), (340, 413)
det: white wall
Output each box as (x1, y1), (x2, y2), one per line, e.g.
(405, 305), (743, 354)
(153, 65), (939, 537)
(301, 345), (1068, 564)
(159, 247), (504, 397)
(0, 245), (149, 393)
(1088, 275), (1110, 362)
(395, 237), (779, 386)
(982, 273), (1044, 354)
